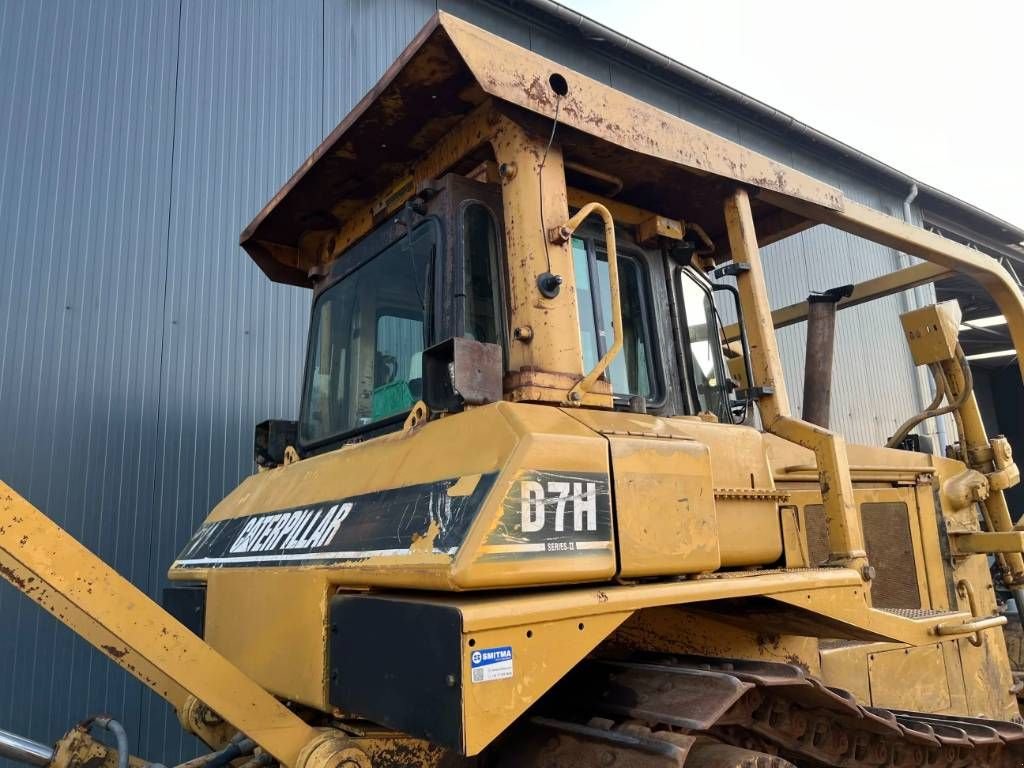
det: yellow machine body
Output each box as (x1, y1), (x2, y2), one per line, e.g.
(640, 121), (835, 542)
(6, 10), (1024, 768)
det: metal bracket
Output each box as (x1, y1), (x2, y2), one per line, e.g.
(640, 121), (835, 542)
(735, 386), (774, 401)
(808, 284), (855, 304)
(713, 262), (751, 279)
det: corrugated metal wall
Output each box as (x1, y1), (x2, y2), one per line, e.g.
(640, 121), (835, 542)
(0, 0), (317, 761)
(0, 0), (937, 762)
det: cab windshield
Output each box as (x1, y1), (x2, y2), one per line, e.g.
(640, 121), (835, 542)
(299, 223), (436, 445)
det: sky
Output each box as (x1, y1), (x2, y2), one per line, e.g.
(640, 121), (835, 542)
(560, 1), (1024, 235)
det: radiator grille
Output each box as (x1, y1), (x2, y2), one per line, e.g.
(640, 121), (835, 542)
(804, 502), (922, 609)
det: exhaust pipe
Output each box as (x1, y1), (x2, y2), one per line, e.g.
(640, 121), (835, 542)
(0, 728), (54, 767)
(802, 285), (854, 428)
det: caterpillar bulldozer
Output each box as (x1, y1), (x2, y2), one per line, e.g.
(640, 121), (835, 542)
(6, 11), (1024, 768)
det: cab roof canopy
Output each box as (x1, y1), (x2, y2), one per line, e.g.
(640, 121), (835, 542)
(241, 11), (844, 287)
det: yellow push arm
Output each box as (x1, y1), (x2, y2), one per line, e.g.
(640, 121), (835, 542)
(0, 482), (319, 767)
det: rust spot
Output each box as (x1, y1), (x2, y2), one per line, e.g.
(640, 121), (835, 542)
(0, 563), (27, 590)
(785, 653), (811, 673)
(101, 644), (129, 659)
(524, 76), (553, 109)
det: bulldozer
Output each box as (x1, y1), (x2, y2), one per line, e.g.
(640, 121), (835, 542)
(5, 11), (1024, 768)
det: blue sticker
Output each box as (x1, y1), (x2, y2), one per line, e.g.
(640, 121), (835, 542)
(470, 645), (513, 683)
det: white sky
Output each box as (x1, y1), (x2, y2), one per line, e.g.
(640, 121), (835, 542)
(560, 1), (1024, 234)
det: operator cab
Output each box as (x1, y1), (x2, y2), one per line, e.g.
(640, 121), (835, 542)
(238, 12), (826, 464)
(293, 169), (740, 456)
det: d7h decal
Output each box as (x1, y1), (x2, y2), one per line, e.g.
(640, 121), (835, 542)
(480, 470), (613, 559)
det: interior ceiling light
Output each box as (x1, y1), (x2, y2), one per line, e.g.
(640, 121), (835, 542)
(965, 349), (1016, 361)
(959, 314), (1007, 330)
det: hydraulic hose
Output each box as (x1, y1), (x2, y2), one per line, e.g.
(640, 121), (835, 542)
(886, 346), (972, 449)
(90, 717), (129, 768)
(171, 732), (254, 768)
(236, 752), (275, 768)
(204, 739), (255, 768)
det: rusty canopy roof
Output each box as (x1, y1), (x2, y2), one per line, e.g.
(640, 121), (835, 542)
(240, 11), (844, 287)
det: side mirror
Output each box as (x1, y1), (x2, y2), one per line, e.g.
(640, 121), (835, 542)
(710, 282), (759, 420)
(254, 419), (298, 469)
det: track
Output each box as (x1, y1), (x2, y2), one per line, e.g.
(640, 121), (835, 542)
(494, 655), (1024, 767)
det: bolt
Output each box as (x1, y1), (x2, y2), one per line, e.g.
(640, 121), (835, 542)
(498, 162), (517, 180)
(200, 707), (223, 726)
(537, 271), (563, 298)
(861, 565), (876, 581)
(570, 391), (582, 402)
(548, 225), (573, 244)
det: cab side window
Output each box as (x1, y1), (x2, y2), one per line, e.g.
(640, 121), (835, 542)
(462, 203), (503, 346)
(572, 235), (658, 400)
(678, 268), (731, 421)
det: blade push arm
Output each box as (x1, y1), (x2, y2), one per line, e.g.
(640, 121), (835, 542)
(0, 481), (319, 767)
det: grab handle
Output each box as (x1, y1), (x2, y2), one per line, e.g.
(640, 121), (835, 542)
(550, 202), (621, 405)
(933, 580), (1007, 646)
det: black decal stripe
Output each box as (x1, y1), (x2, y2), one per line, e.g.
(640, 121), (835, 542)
(173, 473), (497, 569)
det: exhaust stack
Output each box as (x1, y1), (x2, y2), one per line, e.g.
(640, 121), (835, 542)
(802, 285), (854, 427)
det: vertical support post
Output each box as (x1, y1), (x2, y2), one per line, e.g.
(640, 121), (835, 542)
(724, 189), (869, 577)
(722, 188), (790, 424)
(490, 114), (611, 406)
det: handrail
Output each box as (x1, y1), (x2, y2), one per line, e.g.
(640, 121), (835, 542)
(934, 579), (1007, 646)
(934, 615), (1006, 641)
(550, 202), (623, 404)
(758, 191), (1024, 388)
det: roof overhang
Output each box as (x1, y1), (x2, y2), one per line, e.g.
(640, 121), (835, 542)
(241, 11), (845, 287)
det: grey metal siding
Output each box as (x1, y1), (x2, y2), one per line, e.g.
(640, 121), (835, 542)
(0, 1), (939, 764)
(138, 2), (322, 759)
(0, 0), (318, 762)
(324, 0), (434, 130)
(0, 0), (181, 755)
